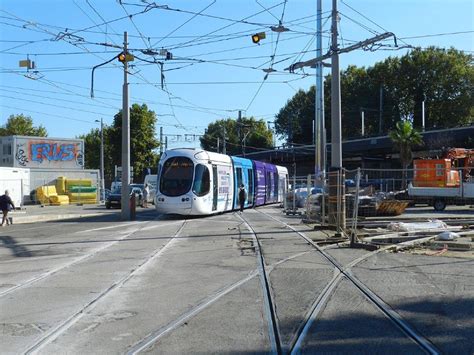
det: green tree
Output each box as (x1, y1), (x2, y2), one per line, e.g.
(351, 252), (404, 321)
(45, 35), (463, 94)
(200, 116), (273, 155)
(276, 48), (473, 146)
(389, 120), (423, 188)
(109, 104), (160, 183)
(77, 127), (115, 182)
(0, 114), (48, 136)
(275, 86), (315, 145)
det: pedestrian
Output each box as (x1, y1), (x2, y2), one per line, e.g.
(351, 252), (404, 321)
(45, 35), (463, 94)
(0, 190), (16, 227)
(143, 183), (149, 208)
(238, 184), (247, 213)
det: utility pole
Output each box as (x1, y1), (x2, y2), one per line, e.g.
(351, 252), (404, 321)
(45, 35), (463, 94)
(328, 0), (345, 234)
(165, 136), (168, 151)
(379, 84), (384, 135)
(217, 137), (220, 153)
(159, 126), (163, 154)
(99, 118), (105, 200)
(315, 0), (325, 189)
(121, 31), (131, 221)
(285, 4), (396, 234)
(223, 125), (226, 155)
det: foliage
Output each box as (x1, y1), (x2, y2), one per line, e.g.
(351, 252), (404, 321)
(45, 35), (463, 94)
(109, 104), (160, 183)
(200, 116), (273, 155)
(275, 47), (473, 145)
(0, 114), (48, 137)
(80, 104), (160, 184)
(389, 120), (423, 188)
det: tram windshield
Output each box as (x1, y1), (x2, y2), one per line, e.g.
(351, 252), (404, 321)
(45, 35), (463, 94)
(160, 157), (194, 196)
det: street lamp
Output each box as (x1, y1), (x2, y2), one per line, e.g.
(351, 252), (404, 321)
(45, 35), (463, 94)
(95, 118), (105, 201)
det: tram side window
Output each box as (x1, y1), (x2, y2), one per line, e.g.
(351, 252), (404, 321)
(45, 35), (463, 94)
(193, 164), (210, 196)
(160, 157), (194, 197)
(248, 169), (254, 204)
(273, 172), (279, 198)
(236, 167), (243, 189)
(266, 172), (271, 200)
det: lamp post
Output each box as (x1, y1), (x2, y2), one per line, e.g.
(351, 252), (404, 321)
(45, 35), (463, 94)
(95, 118), (105, 201)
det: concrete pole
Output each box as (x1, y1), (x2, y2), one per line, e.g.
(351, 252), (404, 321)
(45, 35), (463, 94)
(331, 0), (342, 169)
(100, 117), (105, 200)
(315, 0), (325, 188)
(329, 0), (345, 233)
(121, 31), (131, 221)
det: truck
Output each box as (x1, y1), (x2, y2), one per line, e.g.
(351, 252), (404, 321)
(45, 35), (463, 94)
(408, 148), (474, 211)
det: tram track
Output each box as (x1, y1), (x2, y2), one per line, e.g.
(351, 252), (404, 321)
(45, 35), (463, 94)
(22, 219), (188, 355)
(0, 219), (183, 298)
(255, 209), (440, 355)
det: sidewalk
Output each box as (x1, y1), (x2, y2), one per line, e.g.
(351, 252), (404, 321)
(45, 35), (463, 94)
(3, 204), (118, 225)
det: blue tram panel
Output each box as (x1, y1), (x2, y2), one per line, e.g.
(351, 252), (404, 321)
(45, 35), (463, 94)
(156, 148), (288, 216)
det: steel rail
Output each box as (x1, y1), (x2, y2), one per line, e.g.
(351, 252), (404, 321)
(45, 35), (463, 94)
(23, 220), (188, 355)
(238, 213), (283, 355)
(0, 220), (182, 298)
(256, 209), (440, 355)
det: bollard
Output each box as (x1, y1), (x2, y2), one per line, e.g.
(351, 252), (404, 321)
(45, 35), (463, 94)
(130, 193), (136, 220)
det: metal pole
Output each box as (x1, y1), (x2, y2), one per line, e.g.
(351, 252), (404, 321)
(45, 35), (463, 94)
(223, 125), (226, 155)
(159, 126), (163, 154)
(315, 0), (325, 188)
(100, 117), (105, 200)
(121, 31), (131, 221)
(165, 136), (168, 151)
(379, 84), (383, 135)
(422, 100), (425, 131)
(361, 110), (365, 136)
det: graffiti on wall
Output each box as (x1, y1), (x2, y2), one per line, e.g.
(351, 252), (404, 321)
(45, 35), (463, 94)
(29, 142), (84, 167)
(13, 139), (84, 168)
(15, 143), (29, 167)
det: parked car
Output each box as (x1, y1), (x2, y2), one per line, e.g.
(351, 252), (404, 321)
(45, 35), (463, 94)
(105, 185), (144, 209)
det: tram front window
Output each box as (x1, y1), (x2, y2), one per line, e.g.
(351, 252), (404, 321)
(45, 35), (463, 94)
(160, 157), (194, 197)
(193, 164), (210, 196)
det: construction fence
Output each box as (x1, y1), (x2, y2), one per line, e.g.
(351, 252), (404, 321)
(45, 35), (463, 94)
(286, 165), (474, 231)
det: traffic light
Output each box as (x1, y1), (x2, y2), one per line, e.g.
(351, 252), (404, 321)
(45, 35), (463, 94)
(117, 52), (134, 63)
(251, 32), (266, 44)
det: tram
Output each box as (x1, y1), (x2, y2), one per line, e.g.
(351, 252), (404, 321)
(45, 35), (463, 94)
(154, 148), (288, 215)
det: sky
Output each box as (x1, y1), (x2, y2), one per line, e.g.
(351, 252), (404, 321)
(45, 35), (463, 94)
(0, 0), (472, 151)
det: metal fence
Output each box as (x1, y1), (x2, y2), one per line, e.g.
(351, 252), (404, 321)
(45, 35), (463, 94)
(300, 165), (474, 232)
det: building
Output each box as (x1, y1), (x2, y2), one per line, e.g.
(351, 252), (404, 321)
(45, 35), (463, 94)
(0, 135), (99, 204)
(0, 135), (84, 169)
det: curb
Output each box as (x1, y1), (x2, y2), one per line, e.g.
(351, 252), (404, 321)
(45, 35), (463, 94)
(9, 212), (114, 225)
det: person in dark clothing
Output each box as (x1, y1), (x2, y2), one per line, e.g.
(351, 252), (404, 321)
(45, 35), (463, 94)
(238, 184), (247, 213)
(0, 190), (16, 227)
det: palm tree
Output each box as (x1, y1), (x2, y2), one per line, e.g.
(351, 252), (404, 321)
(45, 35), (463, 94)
(389, 120), (423, 189)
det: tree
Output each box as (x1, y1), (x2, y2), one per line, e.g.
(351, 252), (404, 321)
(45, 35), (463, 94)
(389, 120), (423, 189)
(200, 116), (273, 155)
(78, 124), (115, 183)
(0, 114), (47, 137)
(275, 86), (315, 145)
(108, 104), (160, 183)
(276, 47), (473, 146)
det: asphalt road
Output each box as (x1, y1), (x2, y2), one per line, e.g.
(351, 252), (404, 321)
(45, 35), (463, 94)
(0, 206), (472, 354)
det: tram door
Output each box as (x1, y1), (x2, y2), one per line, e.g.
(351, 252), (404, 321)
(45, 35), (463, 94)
(212, 165), (218, 211)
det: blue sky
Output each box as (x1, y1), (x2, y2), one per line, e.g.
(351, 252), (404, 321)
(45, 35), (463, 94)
(0, 0), (472, 150)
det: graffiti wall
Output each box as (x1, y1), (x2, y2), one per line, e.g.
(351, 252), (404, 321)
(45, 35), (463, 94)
(14, 137), (84, 169)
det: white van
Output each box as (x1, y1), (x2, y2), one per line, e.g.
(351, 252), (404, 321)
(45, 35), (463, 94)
(144, 174), (157, 204)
